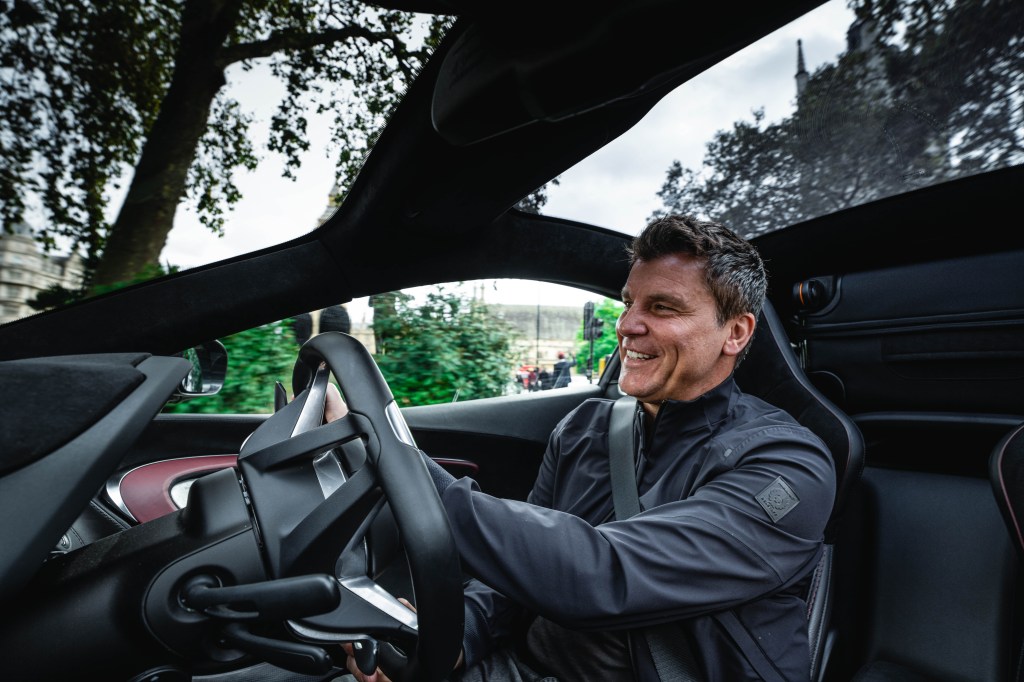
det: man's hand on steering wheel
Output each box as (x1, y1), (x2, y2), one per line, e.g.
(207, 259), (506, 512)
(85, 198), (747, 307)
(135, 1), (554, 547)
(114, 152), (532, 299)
(324, 382), (349, 423)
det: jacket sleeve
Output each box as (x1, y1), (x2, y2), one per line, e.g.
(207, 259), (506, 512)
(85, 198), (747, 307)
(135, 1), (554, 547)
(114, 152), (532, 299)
(461, 578), (520, 668)
(457, 412), (568, 665)
(442, 428), (834, 632)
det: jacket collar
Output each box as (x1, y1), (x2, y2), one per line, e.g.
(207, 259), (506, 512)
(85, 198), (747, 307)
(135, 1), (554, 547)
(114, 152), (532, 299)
(638, 375), (738, 445)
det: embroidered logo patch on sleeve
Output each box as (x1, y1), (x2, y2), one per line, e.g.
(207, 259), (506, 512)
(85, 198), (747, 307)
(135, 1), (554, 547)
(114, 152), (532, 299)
(755, 476), (800, 523)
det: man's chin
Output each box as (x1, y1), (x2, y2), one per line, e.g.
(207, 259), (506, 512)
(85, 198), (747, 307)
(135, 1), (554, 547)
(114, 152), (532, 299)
(619, 378), (652, 401)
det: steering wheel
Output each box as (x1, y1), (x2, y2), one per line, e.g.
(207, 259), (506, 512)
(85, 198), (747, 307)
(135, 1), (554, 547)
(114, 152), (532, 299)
(232, 331), (464, 681)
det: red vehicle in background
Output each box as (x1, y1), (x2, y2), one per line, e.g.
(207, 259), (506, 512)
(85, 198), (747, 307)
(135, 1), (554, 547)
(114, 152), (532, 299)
(515, 365), (540, 392)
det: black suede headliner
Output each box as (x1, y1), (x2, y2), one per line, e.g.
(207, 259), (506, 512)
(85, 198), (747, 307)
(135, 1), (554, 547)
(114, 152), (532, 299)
(0, 353), (149, 475)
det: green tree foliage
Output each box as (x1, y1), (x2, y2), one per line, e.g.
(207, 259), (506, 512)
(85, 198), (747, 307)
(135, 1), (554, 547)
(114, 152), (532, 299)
(166, 318), (299, 414)
(651, 0), (1023, 237)
(575, 297), (623, 377)
(0, 1), (449, 291)
(371, 287), (519, 406)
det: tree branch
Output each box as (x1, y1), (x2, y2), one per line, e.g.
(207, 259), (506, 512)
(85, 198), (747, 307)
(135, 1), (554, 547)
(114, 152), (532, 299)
(219, 24), (405, 68)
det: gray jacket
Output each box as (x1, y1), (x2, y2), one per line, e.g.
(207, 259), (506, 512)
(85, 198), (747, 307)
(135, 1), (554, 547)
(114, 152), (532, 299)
(442, 377), (835, 680)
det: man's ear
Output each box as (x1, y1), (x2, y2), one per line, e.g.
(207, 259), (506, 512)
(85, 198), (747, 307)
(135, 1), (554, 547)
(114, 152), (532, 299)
(723, 312), (757, 357)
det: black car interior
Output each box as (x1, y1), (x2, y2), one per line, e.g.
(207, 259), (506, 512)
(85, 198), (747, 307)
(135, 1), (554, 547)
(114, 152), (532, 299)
(785, 239), (1024, 681)
(991, 421), (1024, 680)
(0, 353), (192, 602)
(1, 1), (1023, 680)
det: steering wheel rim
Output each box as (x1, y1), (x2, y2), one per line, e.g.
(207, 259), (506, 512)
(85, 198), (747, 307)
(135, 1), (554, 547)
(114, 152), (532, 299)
(236, 331), (464, 681)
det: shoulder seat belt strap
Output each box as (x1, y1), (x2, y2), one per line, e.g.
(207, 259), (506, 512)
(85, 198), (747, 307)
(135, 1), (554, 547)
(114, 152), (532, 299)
(608, 396), (703, 682)
(608, 395), (791, 682)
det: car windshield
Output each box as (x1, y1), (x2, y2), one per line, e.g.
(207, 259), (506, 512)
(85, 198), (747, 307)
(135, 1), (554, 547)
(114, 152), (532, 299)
(1, 0), (1020, 322)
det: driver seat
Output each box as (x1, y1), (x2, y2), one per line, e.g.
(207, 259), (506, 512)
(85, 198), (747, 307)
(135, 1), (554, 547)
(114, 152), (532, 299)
(732, 300), (866, 681)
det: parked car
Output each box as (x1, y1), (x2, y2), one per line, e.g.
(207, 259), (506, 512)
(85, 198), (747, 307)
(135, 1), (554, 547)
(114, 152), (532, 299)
(1, 1), (1022, 681)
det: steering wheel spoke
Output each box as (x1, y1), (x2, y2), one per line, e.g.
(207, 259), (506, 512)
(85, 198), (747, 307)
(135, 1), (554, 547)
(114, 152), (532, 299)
(288, 575), (418, 643)
(278, 463), (386, 576)
(243, 413), (374, 471)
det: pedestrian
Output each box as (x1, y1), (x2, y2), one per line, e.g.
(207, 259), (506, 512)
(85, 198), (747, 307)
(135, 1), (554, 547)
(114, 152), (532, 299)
(552, 351), (576, 388)
(538, 366), (552, 390)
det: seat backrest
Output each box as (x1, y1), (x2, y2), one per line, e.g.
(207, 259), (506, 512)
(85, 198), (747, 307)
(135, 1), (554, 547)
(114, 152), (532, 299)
(991, 421), (1024, 560)
(734, 300), (866, 681)
(734, 300), (865, 544)
(990, 421), (1024, 682)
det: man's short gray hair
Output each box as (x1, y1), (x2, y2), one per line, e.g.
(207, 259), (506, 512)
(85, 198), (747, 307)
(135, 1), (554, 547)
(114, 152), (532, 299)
(628, 214), (767, 325)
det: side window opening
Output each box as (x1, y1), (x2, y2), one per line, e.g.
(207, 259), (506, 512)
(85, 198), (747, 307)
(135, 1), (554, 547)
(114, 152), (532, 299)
(166, 280), (622, 413)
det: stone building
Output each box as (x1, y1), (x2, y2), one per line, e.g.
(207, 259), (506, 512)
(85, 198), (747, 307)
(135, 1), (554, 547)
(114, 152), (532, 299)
(490, 303), (583, 370)
(0, 224), (85, 324)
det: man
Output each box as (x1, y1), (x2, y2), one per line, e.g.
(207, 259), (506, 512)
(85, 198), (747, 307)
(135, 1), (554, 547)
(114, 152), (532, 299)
(345, 215), (836, 681)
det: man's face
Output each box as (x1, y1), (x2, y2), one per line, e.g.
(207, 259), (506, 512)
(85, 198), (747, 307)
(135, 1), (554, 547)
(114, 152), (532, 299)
(617, 253), (747, 411)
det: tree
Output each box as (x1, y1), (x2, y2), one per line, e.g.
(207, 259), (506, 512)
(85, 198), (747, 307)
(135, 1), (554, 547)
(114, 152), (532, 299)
(651, 0), (1023, 237)
(1, 1), (448, 292)
(865, 0), (1024, 172)
(371, 286), (519, 406)
(575, 297), (623, 377)
(166, 317), (299, 414)
(515, 177), (561, 214)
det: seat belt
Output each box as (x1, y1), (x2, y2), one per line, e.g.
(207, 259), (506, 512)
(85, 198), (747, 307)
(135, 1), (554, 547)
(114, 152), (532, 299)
(609, 396), (794, 682)
(608, 396), (704, 682)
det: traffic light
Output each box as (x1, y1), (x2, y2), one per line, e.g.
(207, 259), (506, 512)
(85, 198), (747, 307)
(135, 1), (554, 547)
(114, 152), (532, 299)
(582, 302), (605, 383)
(582, 301), (605, 341)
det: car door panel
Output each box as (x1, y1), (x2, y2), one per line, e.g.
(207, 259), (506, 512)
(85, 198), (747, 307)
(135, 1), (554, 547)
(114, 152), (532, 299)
(405, 385), (605, 501)
(97, 414), (265, 524)
(785, 248), (1024, 681)
(793, 249), (1024, 416)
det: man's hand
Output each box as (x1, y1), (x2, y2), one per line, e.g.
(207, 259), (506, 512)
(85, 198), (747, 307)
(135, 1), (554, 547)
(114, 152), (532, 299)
(341, 598), (464, 682)
(342, 599), (407, 682)
(325, 381), (348, 423)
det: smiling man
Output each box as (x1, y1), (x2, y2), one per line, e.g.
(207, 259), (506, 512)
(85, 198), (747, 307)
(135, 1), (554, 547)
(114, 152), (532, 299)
(346, 215), (836, 682)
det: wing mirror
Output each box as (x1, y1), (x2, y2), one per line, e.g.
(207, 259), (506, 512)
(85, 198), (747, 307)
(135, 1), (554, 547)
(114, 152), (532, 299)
(172, 340), (227, 400)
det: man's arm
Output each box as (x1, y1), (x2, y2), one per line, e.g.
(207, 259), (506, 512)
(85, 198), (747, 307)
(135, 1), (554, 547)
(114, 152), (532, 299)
(417, 411), (569, 666)
(438, 431), (834, 631)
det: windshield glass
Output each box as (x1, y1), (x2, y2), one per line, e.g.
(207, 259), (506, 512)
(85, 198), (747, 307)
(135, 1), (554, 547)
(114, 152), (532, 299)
(543, 0), (1024, 237)
(544, 0), (1015, 236)
(1, 0), (1020, 324)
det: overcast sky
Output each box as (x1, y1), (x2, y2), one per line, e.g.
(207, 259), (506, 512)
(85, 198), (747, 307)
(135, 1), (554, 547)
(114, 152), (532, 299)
(158, 1), (854, 313)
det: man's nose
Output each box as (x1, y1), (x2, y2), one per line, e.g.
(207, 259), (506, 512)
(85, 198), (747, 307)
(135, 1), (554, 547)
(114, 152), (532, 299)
(616, 307), (646, 336)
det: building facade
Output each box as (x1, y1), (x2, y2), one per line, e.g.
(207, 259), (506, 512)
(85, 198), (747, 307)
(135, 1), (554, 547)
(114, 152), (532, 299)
(490, 303), (583, 370)
(0, 224), (85, 324)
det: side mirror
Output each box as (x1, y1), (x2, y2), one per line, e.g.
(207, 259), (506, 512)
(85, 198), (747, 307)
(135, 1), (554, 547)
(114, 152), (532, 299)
(172, 340), (227, 400)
